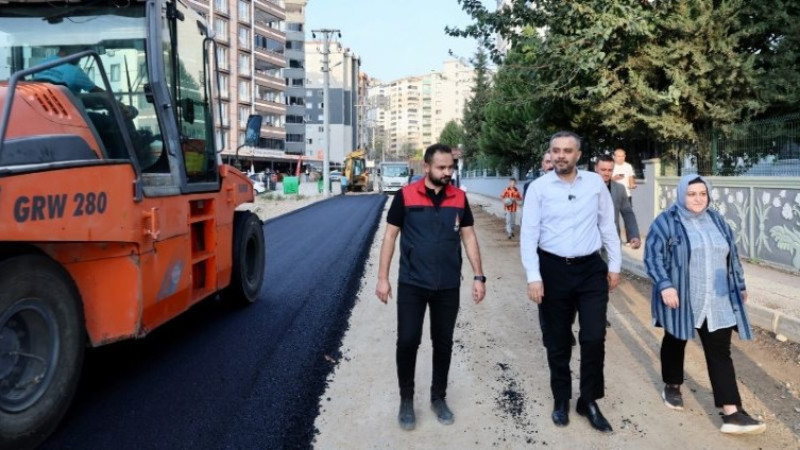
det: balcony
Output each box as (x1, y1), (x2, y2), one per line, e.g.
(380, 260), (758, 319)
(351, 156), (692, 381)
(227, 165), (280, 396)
(254, 72), (285, 92)
(254, 24), (285, 43)
(254, 98), (286, 116)
(254, 47), (286, 69)
(254, 0), (286, 21)
(260, 123), (286, 140)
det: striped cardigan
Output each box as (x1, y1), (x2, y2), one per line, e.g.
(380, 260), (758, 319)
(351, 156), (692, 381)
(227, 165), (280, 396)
(644, 206), (752, 341)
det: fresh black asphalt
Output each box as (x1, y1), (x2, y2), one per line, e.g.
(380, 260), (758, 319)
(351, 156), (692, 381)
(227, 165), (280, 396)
(42, 194), (387, 450)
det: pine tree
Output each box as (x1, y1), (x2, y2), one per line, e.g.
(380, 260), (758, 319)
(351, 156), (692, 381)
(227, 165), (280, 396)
(461, 48), (492, 160)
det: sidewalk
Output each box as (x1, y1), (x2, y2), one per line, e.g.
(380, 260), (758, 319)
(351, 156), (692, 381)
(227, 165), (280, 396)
(467, 192), (800, 344)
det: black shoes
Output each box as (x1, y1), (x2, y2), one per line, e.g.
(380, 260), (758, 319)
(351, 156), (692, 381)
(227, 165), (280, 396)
(720, 410), (766, 435)
(662, 384), (684, 410)
(398, 398), (415, 430)
(431, 398), (455, 425)
(576, 398), (613, 433)
(552, 400), (569, 427)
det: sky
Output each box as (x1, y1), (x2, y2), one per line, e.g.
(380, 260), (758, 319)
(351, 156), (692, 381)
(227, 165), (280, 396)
(304, 0), (496, 83)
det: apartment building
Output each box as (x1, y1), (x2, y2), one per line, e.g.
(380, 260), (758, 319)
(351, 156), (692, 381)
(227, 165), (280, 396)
(383, 76), (425, 158)
(283, 0), (307, 155)
(429, 59), (475, 144)
(304, 41), (360, 166)
(189, 0), (287, 169)
(372, 59), (476, 158)
(365, 79), (389, 157)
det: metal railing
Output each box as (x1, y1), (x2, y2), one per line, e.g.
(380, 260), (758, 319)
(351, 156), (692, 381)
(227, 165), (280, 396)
(661, 113), (800, 177)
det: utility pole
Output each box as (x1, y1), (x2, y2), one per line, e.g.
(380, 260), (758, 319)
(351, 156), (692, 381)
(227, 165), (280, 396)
(312, 28), (340, 197)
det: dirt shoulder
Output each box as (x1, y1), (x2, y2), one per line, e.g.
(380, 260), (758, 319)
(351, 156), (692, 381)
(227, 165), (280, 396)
(313, 204), (800, 449)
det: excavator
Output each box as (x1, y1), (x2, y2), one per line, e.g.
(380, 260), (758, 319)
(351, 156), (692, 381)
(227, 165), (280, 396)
(0, 1), (265, 448)
(343, 149), (370, 192)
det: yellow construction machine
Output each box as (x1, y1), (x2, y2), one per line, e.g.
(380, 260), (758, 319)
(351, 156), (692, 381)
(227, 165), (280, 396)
(343, 149), (371, 192)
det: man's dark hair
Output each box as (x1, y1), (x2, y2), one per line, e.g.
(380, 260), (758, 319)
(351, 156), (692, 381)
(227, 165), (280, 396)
(597, 154), (614, 163)
(509, 177), (517, 181)
(424, 143), (452, 164)
(549, 131), (581, 151)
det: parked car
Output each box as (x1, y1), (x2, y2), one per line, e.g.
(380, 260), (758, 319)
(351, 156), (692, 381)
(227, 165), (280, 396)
(248, 173), (266, 194)
(329, 170), (342, 181)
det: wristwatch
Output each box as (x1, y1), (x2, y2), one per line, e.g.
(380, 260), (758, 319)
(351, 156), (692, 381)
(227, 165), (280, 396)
(474, 275), (487, 283)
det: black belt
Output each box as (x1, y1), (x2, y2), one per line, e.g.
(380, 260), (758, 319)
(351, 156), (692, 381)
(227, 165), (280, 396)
(538, 248), (599, 265)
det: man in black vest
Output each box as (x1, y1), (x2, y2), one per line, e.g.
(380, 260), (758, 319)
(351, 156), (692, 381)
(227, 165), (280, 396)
(376, 143), (486, 431)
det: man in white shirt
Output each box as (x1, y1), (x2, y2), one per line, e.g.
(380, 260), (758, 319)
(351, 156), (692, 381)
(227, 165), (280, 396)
(612, 148), (636, 205)
(521, 131), (621, 433)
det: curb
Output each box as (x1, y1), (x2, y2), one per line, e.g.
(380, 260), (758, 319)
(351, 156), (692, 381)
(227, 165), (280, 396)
(621, 256), (800, 345)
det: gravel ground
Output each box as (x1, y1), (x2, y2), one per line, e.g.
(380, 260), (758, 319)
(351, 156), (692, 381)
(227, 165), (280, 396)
(313, 202), (800, 449)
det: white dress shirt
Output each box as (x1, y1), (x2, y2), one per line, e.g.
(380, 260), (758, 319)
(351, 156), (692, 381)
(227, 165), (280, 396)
(520, 170), (621, 282)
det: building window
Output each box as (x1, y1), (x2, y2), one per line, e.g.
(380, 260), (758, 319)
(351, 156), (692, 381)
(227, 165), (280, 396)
(238, 53), (250, 75)
(307, 138), (313, 144)
(218, 73), (229, 97)
(256, 138), (284, 150)
(238, 106), (249, 127)
(288, 59), (303, 69)
(238, 0), (250, 22)
(286, 134), (304, 143)
(238, 80), (251, 102)
(214, 17), (228, 41)
(216, 46), (229, 70)
(318, 126), (323, 132)
(255, 35), (284, 54)
(288, 97), (304, 106)
(238, 26), (250, 49)
(109, 64), (120, 82)
(286, 115), (304, 124)
(214, 0), (228, 14)
(287, 23), (303, 32)
(291, 78), (304, 87)
(285, 40), (304, 50)
(220, 101), (230, 126)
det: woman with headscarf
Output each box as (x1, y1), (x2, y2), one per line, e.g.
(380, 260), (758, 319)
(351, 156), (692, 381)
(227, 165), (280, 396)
(644, 174), (765, 435)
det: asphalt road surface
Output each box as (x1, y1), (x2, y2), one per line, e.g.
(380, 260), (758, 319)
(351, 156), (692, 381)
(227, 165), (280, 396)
(42, 194), (386, 450)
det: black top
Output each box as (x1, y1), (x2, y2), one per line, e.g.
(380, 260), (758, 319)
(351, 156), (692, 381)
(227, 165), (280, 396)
(387, 187), (474, 228)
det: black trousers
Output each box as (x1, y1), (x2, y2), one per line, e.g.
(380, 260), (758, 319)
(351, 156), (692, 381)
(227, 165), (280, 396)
(396, 282), (460, 401)
(538, 250), (608, 402)
(661, 323), (742, 408)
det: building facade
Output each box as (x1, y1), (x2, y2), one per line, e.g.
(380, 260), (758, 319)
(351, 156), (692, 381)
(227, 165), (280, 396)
(303, 41), (360, 166)
(283, 0), (307, 155)
(371, 59), (476, 159)
(189, 0), (288, 170)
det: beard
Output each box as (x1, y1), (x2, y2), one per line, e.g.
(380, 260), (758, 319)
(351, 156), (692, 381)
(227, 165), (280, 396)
(428, 173), (451, 187)
(554, 160), (575, 175)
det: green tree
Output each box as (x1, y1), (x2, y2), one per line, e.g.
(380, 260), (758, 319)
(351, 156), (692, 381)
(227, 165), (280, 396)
(438, 120), (464, 148)
(461, 47), (492, 159)
(448, 0), (799, 154)
(738, 0), (800, 117)
(478, 47), (547, 174)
